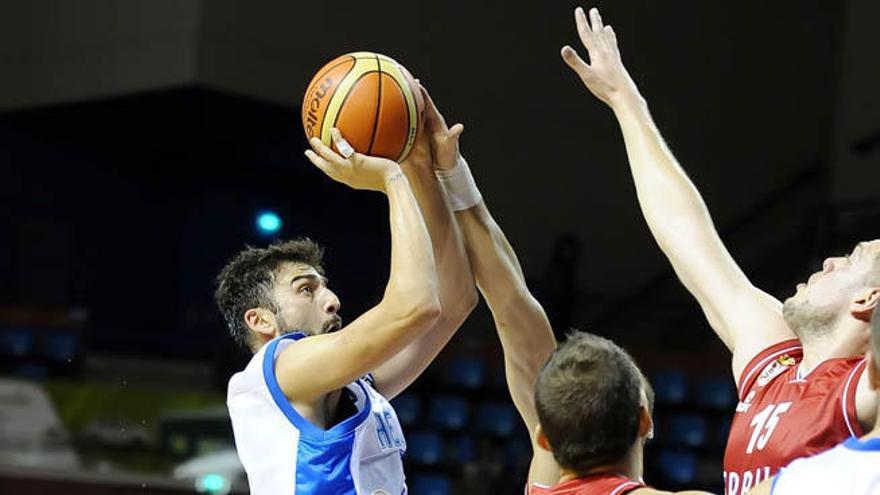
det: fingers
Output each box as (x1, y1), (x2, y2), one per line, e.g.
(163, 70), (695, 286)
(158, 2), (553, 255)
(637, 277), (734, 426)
(304, 148), (335, 176)
(604, 25), (618, 47)
(561, 45), (591, 77)
(448, 123), (464, 140)
(331, 128), (355, 158)
(420, 84), (449, 132)
(309, 133), (358, 171)
(574, 7), (594, 51)
(589, 7), (604, 33)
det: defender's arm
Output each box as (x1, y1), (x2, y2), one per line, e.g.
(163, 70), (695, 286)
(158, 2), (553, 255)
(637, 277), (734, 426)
(370, 87), (478, 400)
(561, 7), (794, 381)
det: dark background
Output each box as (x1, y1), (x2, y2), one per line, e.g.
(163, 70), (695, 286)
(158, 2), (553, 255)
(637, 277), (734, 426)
(1, 0), (879, 493)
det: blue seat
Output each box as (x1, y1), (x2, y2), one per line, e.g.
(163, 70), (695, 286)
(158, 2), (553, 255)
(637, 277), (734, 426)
(41, 330), (79, 362)
(667, 413), (707, 447)
(657, 449), (697, 484)
(429, 395), (470, 430)
(406, 431), (443, 466)
(447, 435), (475, 463)
(651, 370), (687, 405)
(696, 376), (736, 409)
(0, 327), (34, 357)
(391, 394), (421, 427)
(446, 357), (484, 389)
(504, 438), (531, 468)
(409, 474), (450, 495)
(478, 402), (518, 437)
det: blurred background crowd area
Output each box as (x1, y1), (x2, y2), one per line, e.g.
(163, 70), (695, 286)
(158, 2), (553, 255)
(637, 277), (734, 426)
(1, 1), (879, 494)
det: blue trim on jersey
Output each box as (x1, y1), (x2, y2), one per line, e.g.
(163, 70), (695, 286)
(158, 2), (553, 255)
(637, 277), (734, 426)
(261, 333), (372, 442)
(843, 436), (880, 452)
(295, 430), (358, 494)
(769, 473), (780, 495)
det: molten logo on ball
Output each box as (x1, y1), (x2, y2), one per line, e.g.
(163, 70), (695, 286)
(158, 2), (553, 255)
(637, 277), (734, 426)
(304, 77), (334, 136)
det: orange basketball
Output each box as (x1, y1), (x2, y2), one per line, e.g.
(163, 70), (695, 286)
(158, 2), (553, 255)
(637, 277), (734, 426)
(302, 52), (424, 162)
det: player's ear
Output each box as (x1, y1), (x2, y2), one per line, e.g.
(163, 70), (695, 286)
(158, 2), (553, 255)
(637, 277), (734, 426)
(535, 423), (552, 452)
(637, 405), (654, 441)
(244, 307), (279, 339)
(867, 350), (880, 391)
(850, 287), (880, 322)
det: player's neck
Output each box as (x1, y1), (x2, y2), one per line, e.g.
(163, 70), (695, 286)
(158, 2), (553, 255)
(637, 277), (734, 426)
(800, 326), (868, 372)
(558, 442), (643, 484)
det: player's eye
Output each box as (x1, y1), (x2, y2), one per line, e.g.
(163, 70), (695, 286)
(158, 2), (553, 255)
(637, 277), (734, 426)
(299, 285), (313, 295)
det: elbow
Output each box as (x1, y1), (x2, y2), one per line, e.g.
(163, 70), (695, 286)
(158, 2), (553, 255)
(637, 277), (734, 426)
(406, 299), (442, 329)
(396, 291), (442, 329)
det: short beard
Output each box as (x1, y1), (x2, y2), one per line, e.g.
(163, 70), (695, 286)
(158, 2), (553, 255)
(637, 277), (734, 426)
(782, 297), (839, 343)
(274, 314), (342, 337)
(274, 313), (301, 336)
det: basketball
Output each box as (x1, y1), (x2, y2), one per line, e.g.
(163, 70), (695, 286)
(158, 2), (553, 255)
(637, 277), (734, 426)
(302, 52), (424, 162)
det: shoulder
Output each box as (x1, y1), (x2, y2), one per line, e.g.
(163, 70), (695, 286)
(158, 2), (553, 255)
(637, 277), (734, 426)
(736, 339), (802, 400)
(228, 334), (306, 406)
(227, 342), (272, 398)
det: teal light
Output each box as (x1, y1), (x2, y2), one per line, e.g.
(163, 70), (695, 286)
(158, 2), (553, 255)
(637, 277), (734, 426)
(199, 473), (225, 493)
(256, 211), (282, 234)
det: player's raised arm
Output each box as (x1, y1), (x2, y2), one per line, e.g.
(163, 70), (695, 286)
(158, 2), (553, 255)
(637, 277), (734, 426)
(561, 7), (794, 380)
(273, 130), (441, 404)
(369, 87), (479, 400)
(440, 154), (558, 484)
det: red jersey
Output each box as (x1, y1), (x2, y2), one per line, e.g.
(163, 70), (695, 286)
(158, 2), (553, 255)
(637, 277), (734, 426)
(722, 339), (867, 495)
(528, 474), (645, 495)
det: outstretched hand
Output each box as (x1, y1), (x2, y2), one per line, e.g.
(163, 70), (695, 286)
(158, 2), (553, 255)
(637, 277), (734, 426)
(421, 86), (464, 171)
(304, 128), (402, 193)
(400, 84), (465, 173)
(561, 7), (640, 108)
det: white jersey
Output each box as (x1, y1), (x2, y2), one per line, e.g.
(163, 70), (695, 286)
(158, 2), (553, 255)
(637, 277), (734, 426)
(770, 436), (880, 495)
(227, 333), (408, 495)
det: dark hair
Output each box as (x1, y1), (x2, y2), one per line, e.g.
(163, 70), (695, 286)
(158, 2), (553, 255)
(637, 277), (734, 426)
(535, 331), (645, 475)
(214, 238), (325, 349)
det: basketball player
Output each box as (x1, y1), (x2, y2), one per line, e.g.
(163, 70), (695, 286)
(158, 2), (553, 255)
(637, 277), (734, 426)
(216, 92), (477, 494)
(560, 7), (880, 494)
(430, 90), (709, 494)
(750, 311), (880, 494)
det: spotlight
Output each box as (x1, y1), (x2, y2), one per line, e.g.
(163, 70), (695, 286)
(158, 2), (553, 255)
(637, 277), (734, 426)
(256, 211), (281, 235)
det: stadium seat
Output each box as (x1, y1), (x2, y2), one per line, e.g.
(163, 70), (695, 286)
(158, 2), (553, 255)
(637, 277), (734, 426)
(0, 327), (34, 357)
(447, 435), (475, 464)
(504, 438), (531, 469)
(696, 376), (736, 409)
(406, 432), (443, 466)
(409, 474), (451, 495)
(41, 330), (79, 363)
(650, 370), (687, 405)
(429, 395), (470, 430)
(657, 449), (697, 484)
(478, 403), (518, 437)
(445, 357), (485, 389)
(666, 413), (707, 447)
(390, 394), (421, 427)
